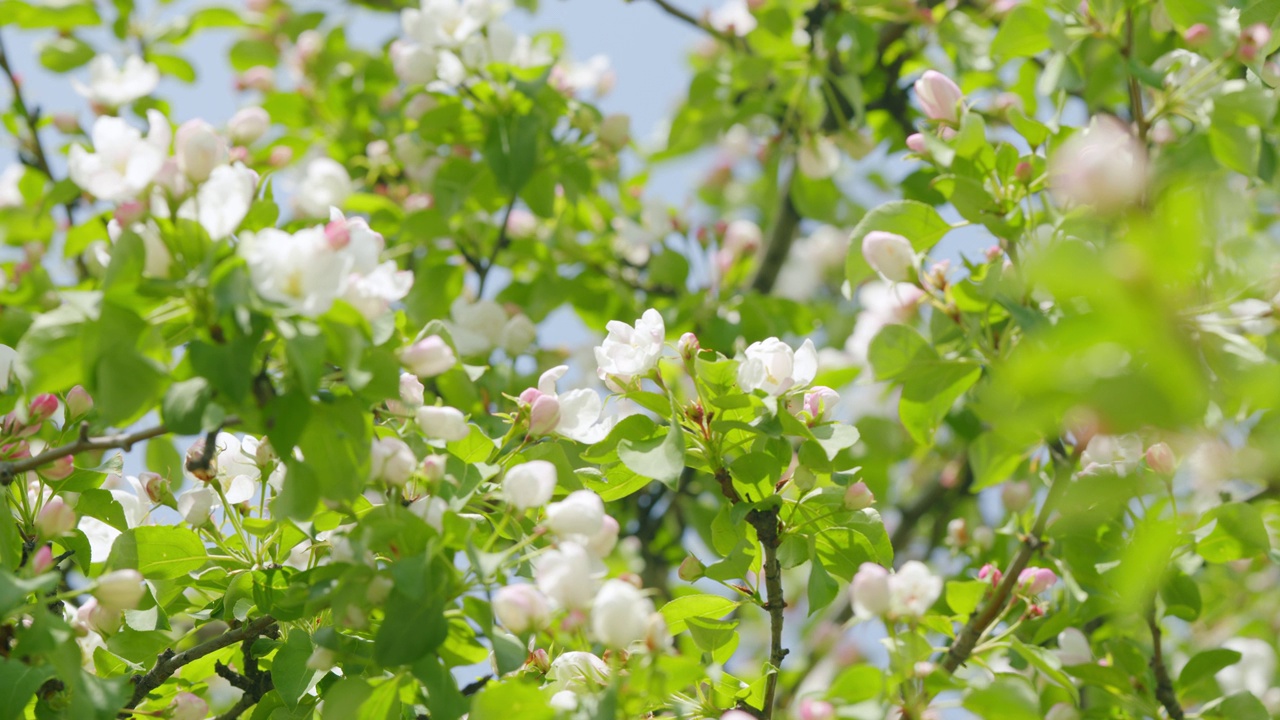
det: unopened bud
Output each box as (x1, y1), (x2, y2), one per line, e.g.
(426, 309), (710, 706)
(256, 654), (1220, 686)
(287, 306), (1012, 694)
(140, 472), (168, 503)
(1184, 23), (1210, 46)
(39, 455), (74, 481)
(52, 112), (80, 134)
(421, 454), (447, 482)
(324, 219), (350, 250)
(978, 563), (1002, 586)
(1145, 442), (1176, 475)
(946, 517), (968, 546)
(36, 497), (76, 537)
(1015, 161), (1033, 184)
(1001, 481), (1033, 512)
(236, 65), (276, 92)
(170, 692), (209, 720)
(862, 231), (916, 283)
(114, 200), (146, 227)
(528, 648), (551, 674)
(268, 146), (293, 167)
(677, 555), (705, 582)
(843, 481), (874, 510)
(28, 394), (59, 423)
(94, 569), (145, 612)
(31, 545), (54, 574)
(1017, 566), (1057, 595)
(906, 133), (927, 154)
(678, 332), (700, 360)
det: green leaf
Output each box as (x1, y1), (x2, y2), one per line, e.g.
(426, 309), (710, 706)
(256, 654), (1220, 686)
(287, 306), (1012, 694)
(485, 113), (540, 194)
(374, 558), (447, 666)
(969, 433), (1025, 490)
(660, 594), (740, 635)
(469, 680), (554, 720)
(846, 200), (952, 284)
(1160, 569), (1202, 621)
(828, 664), (882, 704)
(106, 526), (208, 580)
(1198, 503), (1270, 563)
(413, 655), (467, 720)
(0, 657), (55, 720)
(94, 349), (166, 426)
(38, 36), (95, 71)
(617, 424), (685, 485)
(1163, 0), (1218, 28)
(161, 378), (215, 435)
(963, 676), (1041, 720)
(807, 557), (840, 615)
(1178, 648), (1242, 690)
(272, 630), (317, 711)
(1009, 637), (1080, 705)
(867, 325), (936, 382)
(359, 678), (402, 719)
(292, 395), (372, 507)
(813, 527), (876, 581)
(945, 580), (987, 617)
(991, 5), (1053, 60)
(1216, 692), (1270, 720)
(898, 361), (982, 446)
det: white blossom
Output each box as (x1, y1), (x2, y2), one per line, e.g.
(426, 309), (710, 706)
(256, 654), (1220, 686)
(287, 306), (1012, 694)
(68, 111), (171, 202)
(737, 337), (818, 396)
(503, 460), (557, 510)
(591, 579), (654, 649)
(493, 583), (551, 634)
(535, 541), (599, 609)
(0, 165), (24, 208)
(293, 158), (352, 218)
(178, 162), (259, 240)
(887, 560), (942, 618)
(709, 0), (757, 36)
(73, 55), (159, 108)
(595, 309), (665, 389)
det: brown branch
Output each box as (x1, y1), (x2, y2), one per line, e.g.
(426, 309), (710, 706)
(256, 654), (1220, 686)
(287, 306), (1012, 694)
(125, 615), (277, 709)
(1, 417), (239, 487)
(940, 453), (1073, 673)
(1123, 9), (1148, 143)
(1148, 608), (1185, 720)
(212, 634), (275, 720)
(477, 194), (518, 298)
(0, 30), (81, 229)
(746, 506), (787, 719)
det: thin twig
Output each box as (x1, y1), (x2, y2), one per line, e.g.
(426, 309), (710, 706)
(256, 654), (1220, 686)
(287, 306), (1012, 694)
(1123, 9), (1148, 143)
(1148, 608), (1185, 720)
(0, 31), (79, 225)
(477, 195), (518, 297)
(940, 451), (1074, 673)
(125, 615), (277, 709)
(638, 0), (737, 46)
(0, 423), (169, 487)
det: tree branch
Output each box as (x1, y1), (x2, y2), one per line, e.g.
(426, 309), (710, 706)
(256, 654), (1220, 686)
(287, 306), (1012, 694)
(1123, 9), (1148, 143)
(477, 195), (518, 298)
(940, 452), (1073, 673)
(1148, 608), (1184, 720)
(746, 506), (787, 719)
(634, 0), (736, 46)
(0, 417), (239, 487)
(0, 31), (79, 225)
(125, 615), (277, 709)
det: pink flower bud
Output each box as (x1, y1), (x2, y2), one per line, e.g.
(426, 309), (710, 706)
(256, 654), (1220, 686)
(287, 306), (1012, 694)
(36, 497), (76, 537)
(1184, 23), (1210, 46)
(914, 70), (964, 123)
(1145, 442), (1176, 474)
(850, 562), (890, 617)
(421, 454), (447, 482)
(171, 692), (209, 720)
(114, 200), (146, 227)
(843, 481), (874, 510)
(31, 545), (54, 574)
(978, 563), (1003, 586)
(798, 699), (835, 720)
(1015, 161), (1033, 184)
(528, 394), (562, 436)
(677, 332), (700, 360)
(324, 218), (350, 250)
(52, 112), (80, 133)
(1018, 566), (1057, 595)
(398, 373), (425, 409)
(528, 648), (552, 673)
(494, 584), (552, 634)
(678, 555), (705, 582)
(401, 335), (456, 377)
(862, 231), (916, 282)
(268, 146), (293, 167)
(236, 66), (275, 93)
(906, 133), (927, 154)
(39, 455), (74, 481)
(804, 386), (839, 423)
(28, 394), (59, 423)
(73, 597), (120, 636)
(228, 106), (270, 144)
(94, 569), (145, 612)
